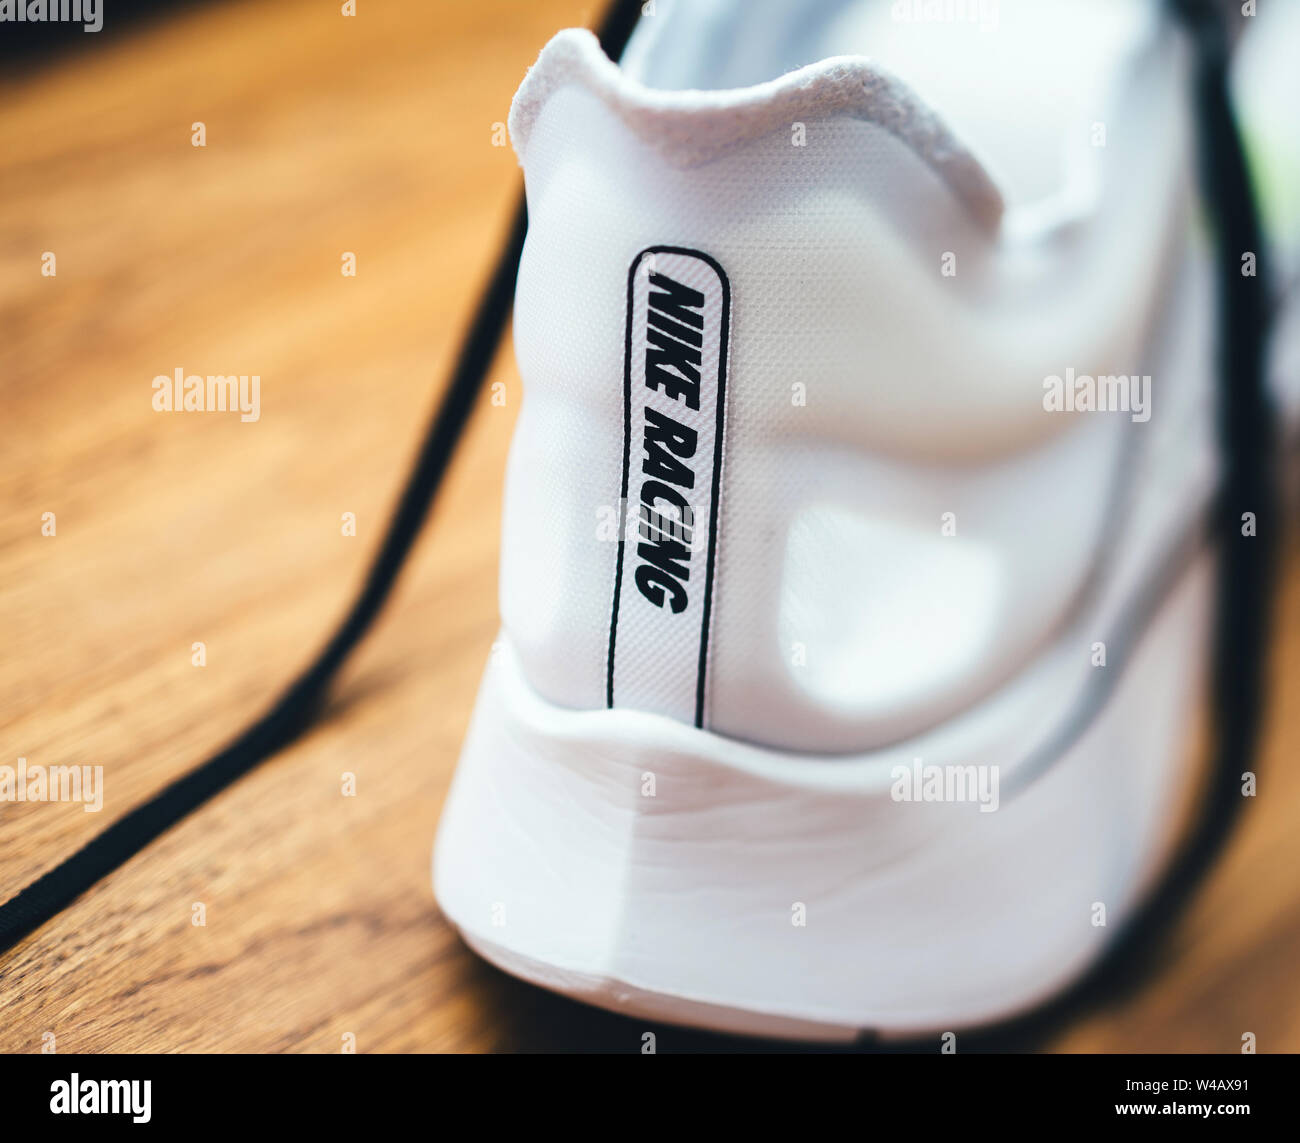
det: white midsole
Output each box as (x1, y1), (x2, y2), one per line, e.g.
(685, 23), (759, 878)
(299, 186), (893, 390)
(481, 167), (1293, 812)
(433, 554), (1210, 1039)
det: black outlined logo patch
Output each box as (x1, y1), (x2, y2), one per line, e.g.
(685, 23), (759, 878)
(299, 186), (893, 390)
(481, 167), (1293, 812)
(606, 247), (731, 728)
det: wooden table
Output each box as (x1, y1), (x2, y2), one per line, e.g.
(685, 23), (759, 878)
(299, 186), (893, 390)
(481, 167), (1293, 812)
(1, 0), (1297, 1052)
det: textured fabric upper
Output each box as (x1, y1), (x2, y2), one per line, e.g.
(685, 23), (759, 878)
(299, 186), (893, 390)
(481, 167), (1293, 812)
(499, 5), (1200, 752)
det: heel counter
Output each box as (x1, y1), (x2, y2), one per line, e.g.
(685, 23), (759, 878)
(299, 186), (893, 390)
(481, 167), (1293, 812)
(498, 28), (1120, 751)
(498, 28), (1002, 736)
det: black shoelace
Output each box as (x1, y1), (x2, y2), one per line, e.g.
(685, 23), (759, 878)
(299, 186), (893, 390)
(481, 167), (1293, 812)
(0, 0), (1278, 1050)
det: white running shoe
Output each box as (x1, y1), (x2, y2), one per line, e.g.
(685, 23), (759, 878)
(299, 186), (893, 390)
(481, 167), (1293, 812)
(434, 0), (1298, 1041)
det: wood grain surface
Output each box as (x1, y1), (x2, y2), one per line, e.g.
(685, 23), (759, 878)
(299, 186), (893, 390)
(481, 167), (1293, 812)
(1, 0), (1296, 1053)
